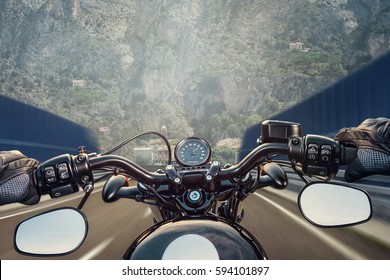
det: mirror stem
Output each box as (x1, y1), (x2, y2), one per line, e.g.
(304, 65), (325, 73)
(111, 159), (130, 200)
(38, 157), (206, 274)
(78, 184), (94, 209)
(291, 160), (310, 184)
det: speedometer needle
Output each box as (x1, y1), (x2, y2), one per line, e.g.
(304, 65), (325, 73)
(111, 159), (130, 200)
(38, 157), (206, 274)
(191, 147), (199, 156)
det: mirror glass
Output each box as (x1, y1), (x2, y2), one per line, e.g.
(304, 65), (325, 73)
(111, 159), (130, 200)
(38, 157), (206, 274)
(298, 182), (372, 227)
(15, 207), (88, 255)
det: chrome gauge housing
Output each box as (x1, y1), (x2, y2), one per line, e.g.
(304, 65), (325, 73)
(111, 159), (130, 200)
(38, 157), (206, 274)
(174, 137), (211, 166)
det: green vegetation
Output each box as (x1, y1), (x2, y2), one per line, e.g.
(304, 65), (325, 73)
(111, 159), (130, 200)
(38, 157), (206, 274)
(286, 50), (346, 77)
(212, 146), (236, 165)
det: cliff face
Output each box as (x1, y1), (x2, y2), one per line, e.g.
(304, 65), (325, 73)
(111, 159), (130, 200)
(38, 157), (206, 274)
(1, 0), (389, 144)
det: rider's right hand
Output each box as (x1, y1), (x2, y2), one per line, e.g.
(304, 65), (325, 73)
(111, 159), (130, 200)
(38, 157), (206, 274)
(334, 117), (390, 182)
(0, 150), (40, 205)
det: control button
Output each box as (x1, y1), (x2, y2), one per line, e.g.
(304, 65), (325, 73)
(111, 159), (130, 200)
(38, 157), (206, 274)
(58, 163), (67, 171)
(307, 144), (318, 161)
(308, 144), (319, 153)
(44, 166), (57, 185)
(50, 184), (75, 198)
(320, 145), (332, 162)
(321, 145), (332, 153)
(321, 155), (330, 162)
(46, 177), (57, 184)
(44, 166), (55, 177)
(57, 163), (70, 180)
(306, 166), (328, 177)
(308, 153), (318, 161)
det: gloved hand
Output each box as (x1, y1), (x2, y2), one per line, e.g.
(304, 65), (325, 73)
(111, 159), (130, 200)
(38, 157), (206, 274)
(334, 117), (390, 182)
(0, 150), (40, 205)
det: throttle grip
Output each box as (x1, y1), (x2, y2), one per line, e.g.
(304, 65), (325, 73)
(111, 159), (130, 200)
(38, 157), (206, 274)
(339, 146), (358, 165)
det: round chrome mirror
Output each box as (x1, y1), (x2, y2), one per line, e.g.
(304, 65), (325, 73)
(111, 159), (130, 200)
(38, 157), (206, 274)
(15, 207), (88, 256)
(298, 182), (372, 227)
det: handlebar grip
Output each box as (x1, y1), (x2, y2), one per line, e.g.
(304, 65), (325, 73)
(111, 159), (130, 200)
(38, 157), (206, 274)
(340, 146), (358, 165)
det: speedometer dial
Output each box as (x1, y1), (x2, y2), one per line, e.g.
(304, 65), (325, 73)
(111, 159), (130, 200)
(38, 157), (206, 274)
(174, 137), (211, 166)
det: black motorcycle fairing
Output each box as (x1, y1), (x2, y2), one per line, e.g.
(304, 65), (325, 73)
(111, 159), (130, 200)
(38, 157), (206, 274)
(123, 216), (267, 260)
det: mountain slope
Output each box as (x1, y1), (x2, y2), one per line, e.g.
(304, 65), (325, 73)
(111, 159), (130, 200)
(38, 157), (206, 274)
(1, 0), (389, 147)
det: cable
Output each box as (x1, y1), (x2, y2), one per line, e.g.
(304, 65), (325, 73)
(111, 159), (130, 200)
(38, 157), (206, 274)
(101, 130), (172, 164)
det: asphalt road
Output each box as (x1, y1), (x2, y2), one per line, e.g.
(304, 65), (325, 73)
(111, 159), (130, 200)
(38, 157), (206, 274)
(1, 175), (389, 260)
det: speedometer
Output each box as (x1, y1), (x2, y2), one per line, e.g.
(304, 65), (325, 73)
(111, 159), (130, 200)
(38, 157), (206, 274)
(174, 137), (211, 166)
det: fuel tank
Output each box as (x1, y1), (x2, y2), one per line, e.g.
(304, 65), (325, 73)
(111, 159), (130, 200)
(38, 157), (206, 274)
(123, 216), (267, 260)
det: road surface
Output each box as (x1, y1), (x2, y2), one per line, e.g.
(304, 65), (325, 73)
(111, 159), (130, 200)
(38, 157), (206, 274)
(0, 173), (389, 259)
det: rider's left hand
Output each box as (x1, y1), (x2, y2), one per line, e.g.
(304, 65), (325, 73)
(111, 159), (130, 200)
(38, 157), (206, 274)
(0, 150), (40, 205)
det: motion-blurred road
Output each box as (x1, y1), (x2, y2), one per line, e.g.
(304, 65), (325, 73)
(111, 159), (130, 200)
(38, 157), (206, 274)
(1, 172), (389, 259)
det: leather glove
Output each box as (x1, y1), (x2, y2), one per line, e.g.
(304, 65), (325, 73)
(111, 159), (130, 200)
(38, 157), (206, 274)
(0, 150), (40, 205)
(334, 117), (390, 182)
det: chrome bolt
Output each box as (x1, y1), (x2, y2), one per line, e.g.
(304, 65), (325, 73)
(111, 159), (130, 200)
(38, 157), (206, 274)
(84, 184), (94, 193)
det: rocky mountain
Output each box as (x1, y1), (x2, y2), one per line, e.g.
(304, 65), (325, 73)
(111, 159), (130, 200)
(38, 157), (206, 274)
(1, 0), (389, 148)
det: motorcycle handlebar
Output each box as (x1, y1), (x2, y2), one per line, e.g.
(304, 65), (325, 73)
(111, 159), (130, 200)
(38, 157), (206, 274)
(88, 142), (289, 184)
(36, 134), (357, 198)
(89, 155), (169, 185)
(219, 142), (288, 180)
